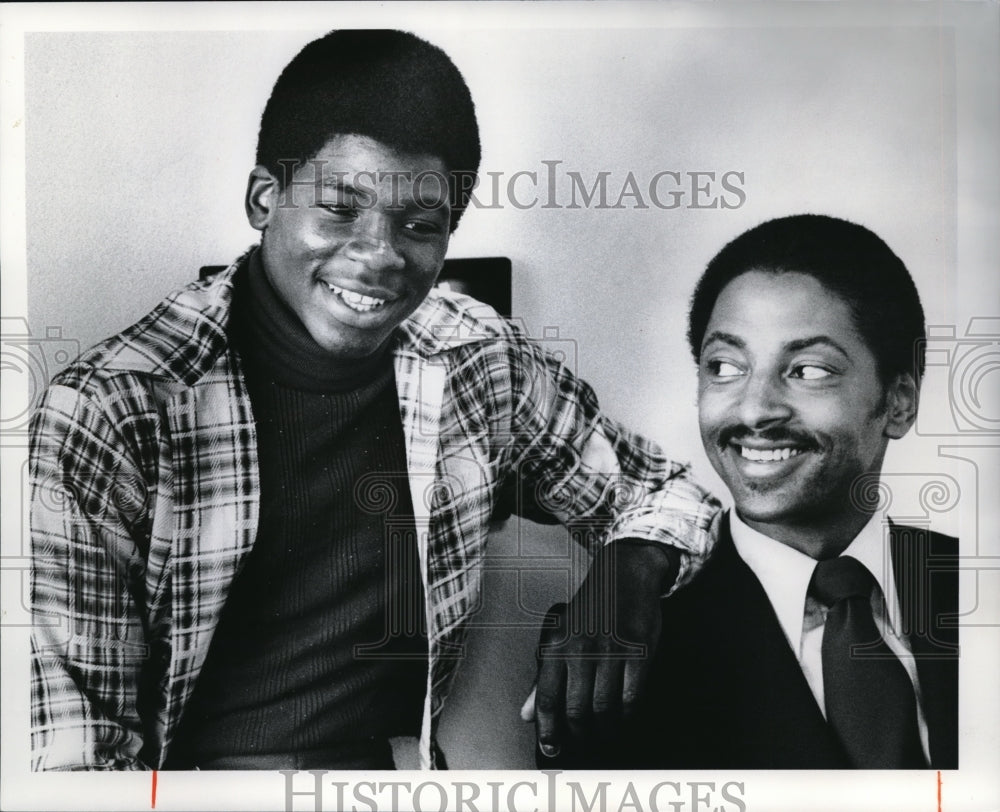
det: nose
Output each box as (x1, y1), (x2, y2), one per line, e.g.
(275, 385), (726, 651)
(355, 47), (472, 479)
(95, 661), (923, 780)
(344, 214), (405, 273)
(735, 372), (793, 428)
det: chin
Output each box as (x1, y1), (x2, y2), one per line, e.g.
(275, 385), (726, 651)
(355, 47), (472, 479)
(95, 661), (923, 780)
(729, 488), (809, 525)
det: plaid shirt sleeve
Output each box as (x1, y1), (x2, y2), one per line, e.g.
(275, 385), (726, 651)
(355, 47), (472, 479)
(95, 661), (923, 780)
(405, 298), (723, 756)
(30, 378), (154, 771)
(496, 325), (721, 589)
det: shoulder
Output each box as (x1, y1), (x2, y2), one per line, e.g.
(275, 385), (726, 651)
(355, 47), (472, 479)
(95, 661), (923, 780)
(49, 254), (247, 398)
(399, 287), (529, 356)
(36, 254), (249, 440)
(658, 513), (770, 629)
(887, 522), (959, 607)
(889, 522), (959, 550)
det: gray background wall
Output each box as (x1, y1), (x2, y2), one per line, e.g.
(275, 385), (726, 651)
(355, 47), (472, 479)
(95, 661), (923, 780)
(16, 7), (994, 774)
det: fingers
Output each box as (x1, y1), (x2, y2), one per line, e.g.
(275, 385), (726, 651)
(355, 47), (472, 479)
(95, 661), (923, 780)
(564, 658), (596, 740)
(520, 685), (537, 723)
(622, 655), (650, 719)
(593, 659), (624, 737)
(535, 603), (569, 757)
(535, 652), (567, 758)
(621, 605), (659, 717)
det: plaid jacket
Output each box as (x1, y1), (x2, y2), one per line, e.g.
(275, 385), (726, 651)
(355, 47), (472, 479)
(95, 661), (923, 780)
(30, 251), (720, 770)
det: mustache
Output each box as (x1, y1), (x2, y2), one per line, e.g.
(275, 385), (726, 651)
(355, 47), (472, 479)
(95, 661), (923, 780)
(717, 424), (819, 451)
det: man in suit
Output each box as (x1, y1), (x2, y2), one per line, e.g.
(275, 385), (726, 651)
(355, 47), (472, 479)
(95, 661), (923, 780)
(546, 214), (958, 769)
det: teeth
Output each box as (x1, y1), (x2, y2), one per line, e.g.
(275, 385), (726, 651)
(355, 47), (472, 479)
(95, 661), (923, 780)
(740, 446), (803, 462)
(327, 283), (387, 312)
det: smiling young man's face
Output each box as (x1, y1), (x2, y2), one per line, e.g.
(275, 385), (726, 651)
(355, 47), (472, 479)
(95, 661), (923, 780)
(246, 134), (452, 359)
(697, 270), (916, 556)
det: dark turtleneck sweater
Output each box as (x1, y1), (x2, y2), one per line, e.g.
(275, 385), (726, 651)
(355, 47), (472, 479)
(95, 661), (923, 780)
(167, 252), (427, 770)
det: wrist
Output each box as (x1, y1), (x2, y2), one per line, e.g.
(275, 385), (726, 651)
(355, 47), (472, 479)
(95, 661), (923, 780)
(597, 538), (681, 596)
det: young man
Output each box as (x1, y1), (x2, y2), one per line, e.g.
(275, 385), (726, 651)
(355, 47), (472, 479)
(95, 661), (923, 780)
(638, 214), (958, 768)
(552, 214), (959, 769)
(29, 30), (718, 770)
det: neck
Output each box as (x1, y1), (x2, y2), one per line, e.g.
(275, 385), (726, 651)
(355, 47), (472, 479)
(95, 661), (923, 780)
(737, 506), (876, 560)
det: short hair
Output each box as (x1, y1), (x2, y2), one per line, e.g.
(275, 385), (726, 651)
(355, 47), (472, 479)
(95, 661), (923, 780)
(256, 29), (481, 231)
(687, 214), (926, 385)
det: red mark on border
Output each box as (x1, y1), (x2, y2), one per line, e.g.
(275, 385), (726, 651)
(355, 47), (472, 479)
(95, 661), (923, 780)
(151, 769), (158, 808)
(937, 770), (942, 812)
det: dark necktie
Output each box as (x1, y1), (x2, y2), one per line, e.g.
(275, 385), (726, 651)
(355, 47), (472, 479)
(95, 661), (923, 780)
(810, 556), (927, 768)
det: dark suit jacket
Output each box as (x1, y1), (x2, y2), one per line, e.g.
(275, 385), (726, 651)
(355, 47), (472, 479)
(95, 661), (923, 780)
(550, 514), (959, 769)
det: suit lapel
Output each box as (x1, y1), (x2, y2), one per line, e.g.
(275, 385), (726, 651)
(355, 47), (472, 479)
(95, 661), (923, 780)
(889, 523), (960, 768)
(708, 518), (849, 766)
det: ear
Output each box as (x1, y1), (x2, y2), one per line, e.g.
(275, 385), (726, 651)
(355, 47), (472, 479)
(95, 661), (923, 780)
(883, 373), (919, 440)
(245, 166), (279, 231)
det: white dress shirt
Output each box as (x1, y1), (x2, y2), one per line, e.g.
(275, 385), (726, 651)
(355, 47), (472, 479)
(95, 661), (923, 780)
(729, 509), (931, 763)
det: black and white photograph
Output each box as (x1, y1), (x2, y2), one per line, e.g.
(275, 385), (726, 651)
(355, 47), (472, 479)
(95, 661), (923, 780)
(1, 2), (998, 811)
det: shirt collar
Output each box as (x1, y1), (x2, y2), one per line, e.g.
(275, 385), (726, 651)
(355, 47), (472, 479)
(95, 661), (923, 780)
(399, 288), (524, 356)
(730, 507), (901, 652)
(839, 508), (902, 636)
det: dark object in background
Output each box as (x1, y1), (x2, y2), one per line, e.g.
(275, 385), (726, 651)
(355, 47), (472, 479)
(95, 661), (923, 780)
(434, 256), (512, 318)
(200, 256), (512, 318)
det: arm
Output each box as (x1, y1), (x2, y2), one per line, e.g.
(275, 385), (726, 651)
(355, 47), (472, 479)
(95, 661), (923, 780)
(30, 382), (153, 770)
(505, 338), (718, 573)
(504, 338), (720, 757)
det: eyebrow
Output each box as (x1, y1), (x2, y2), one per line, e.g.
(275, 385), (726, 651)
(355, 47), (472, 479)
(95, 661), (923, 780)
(784, 336), (852, 359)
(701, 331), (746, 350)
(701, 331), (852, 359)
(319, 177), (449, 214)
(320, 179), (372, 200)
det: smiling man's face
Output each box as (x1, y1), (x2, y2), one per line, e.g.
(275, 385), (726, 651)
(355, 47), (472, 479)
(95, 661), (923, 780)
(246, 134), (452, 360)
(697, 270), (903, 554)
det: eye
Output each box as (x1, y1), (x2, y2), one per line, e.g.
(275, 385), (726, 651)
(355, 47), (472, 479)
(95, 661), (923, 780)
(790, 364), (833, 380)
(402, 220), (447, 238)
(705, 359), (745, 378)
(319, 203), (358, 220)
